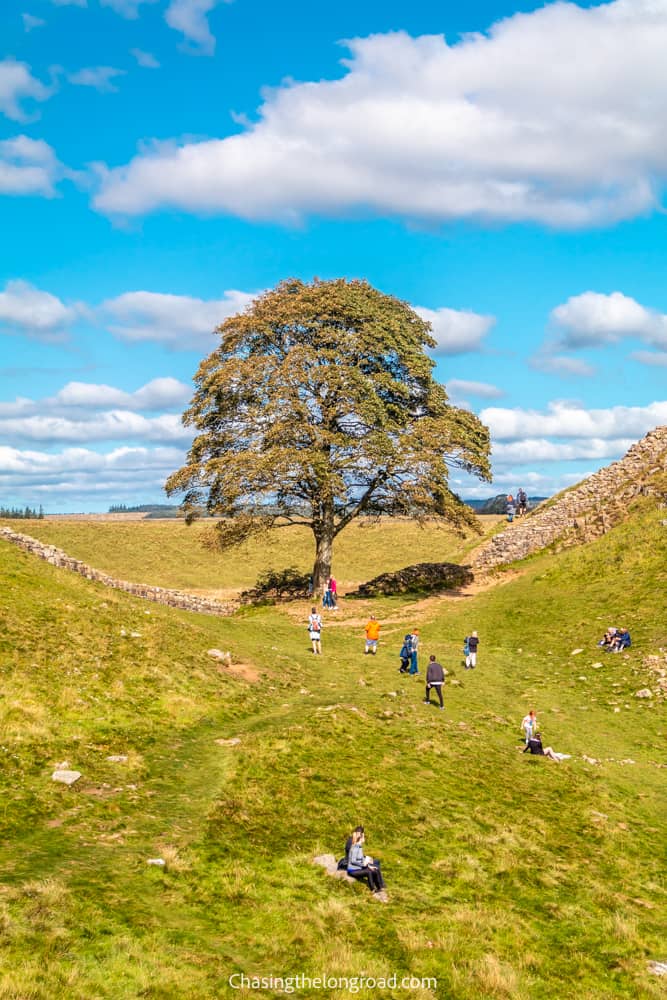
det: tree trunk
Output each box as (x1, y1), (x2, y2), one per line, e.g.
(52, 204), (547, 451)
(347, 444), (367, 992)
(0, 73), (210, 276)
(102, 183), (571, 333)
(312, 495), (335, 594)
(312, 531), (333, 595)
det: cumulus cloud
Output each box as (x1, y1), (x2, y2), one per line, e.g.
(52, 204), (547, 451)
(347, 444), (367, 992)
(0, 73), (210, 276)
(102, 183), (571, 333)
(0, 444), (186, 508)
(0, 136), (65, 198)
(101, 0), (159, 17)
(480, 399), (667, 442)
(165, 0), (227, 55)
(530, 353), (596, 377)
(0, 279), (84, 337)
(416, 307), (495, 355)
(94, 0), (667, 225)
(631, 350), (667, 367)
(52, 377), (190, 410)
(101, 289), (256, 349)
(0, 59), (53, 121)
(492, 436), (637, 465)
(68, 66), (126, 93)
(0, 411), (190, 445)
(50, 0), (87, 6)
(551, 290), (667, 350)
(22, 13), (46, 31)
(131, 48), (160, 68)
(447, 379), (504, 399)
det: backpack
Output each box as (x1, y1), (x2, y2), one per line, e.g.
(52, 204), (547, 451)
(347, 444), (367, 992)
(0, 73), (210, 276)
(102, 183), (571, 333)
(463, 637), (470, 656)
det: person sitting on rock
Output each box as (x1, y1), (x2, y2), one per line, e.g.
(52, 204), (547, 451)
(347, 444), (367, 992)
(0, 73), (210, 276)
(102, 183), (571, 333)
(523, 732), (570, 762)
(347, 828), (387, 899)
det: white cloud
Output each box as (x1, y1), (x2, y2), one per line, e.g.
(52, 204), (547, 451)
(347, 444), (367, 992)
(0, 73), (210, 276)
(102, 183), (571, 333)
(68, 66), (126, 93)
(551, 290), (667, 350)
(0, 411), (190, 444)
(0, 59), (52, 121)
(131, 48), (160, 69)
(480, 399), (667, 442)
(632, 350), (667, 367)
(530, 353), (596, 377)
(101, 289), (256, 349)
(94, 0), (667, 225)
(446, 379), (504, 399)
(165, 0), (227, 55)
(0, 279), (83, 336)
(50, 0), (87, 6)
(53, 377), (190, 410)
(22, 13), (46, 31)
(0, 136), (64, 197)
(101, 0), (159, 17)
(492, 436), (636, 465)
(416, 307), (495, 355)
(0, 445), (186, 509)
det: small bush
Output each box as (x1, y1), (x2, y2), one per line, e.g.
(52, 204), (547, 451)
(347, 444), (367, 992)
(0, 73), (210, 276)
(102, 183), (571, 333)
(240, 566), (311, 604)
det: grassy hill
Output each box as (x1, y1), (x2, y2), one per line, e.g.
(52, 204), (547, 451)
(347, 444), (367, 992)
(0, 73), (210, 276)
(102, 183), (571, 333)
(5, 516), (500, 596)
(0, 493), (665, 998)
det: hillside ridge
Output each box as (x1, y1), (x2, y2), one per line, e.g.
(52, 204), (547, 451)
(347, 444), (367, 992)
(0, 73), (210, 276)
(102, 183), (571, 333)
(473, 425), (667, 571)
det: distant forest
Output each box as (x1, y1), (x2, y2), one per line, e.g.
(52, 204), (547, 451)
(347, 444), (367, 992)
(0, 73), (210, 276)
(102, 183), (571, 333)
(0, 505), (45, 519)
(108, 503), (181, 518)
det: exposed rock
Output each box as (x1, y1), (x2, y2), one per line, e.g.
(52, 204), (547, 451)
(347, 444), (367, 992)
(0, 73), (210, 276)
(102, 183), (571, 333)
(582, 755), (600, 766)
(208, 649), (232, 665)
(0, 528), (236, 617)
(473, 426), (667, 570)
(635, 688), (653, 699)
(648, 961), (667, 976)
(571, 649), (584, 656)
(52, 769), (81, 786)
(106, 755), (128, 763)
(313, 853), (355, 884)
(215, 737), (241, 747)
(146, 858), (166, 867)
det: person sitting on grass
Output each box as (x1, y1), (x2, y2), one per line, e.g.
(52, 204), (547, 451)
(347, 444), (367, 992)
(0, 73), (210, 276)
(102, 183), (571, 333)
(598, 627), (618, 649)
(523, 732), (570, 762)
(347, 829), (387, 899)
(424, 654), (445, 709)
(609, 627), (631, 652)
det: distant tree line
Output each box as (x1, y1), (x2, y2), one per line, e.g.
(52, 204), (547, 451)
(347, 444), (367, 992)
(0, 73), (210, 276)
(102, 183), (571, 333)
(108, 503), (180, 514)
(0, 505), (44, 519)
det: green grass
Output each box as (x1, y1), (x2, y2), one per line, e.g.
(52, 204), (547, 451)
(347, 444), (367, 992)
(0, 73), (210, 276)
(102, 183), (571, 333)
(4, 516), (498, 596)
(0, 499), (665, 998)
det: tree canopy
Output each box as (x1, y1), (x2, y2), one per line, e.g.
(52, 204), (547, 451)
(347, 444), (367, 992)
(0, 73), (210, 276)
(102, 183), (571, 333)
(166, 277), (491, 589)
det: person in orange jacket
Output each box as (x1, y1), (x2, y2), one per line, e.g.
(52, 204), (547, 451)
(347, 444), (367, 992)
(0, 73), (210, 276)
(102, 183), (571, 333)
(364, 615), (381, 654)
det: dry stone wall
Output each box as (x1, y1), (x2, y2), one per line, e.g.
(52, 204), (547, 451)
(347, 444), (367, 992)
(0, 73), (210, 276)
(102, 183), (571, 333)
(0, 527), (235, 617)
(473, 425), (667, 571)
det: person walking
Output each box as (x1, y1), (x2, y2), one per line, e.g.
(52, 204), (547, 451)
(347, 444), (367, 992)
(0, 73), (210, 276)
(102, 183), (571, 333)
(408, 629), (420, 674)
(364, 615), (381, 654)
(308, 606), (322, 654)
(520, 710), (538, 744)
(506, 495), (515, 523)
(398, 633), (411, 673)
(517, 488), (527, 517)
(328, 576), (338, 609)
(465, 631), (479, 670)
(424, 654), (445, 709)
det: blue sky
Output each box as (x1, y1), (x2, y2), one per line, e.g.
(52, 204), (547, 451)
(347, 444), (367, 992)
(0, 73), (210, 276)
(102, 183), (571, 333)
(1, 0), (666, 511)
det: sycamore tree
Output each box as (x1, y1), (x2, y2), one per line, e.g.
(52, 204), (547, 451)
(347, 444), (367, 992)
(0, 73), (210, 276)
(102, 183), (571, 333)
(166, 278), (491, 591)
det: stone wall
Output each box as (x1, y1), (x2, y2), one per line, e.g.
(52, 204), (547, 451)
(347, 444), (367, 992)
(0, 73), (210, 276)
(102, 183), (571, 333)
(473, 425), (667, 571)
(0, 527), (236, 617)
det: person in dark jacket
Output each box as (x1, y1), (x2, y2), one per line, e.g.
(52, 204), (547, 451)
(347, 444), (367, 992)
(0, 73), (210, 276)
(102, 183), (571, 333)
(424, 654), (445, 709)
(523, 733), (562, 761)
(465, 631), (479, 669)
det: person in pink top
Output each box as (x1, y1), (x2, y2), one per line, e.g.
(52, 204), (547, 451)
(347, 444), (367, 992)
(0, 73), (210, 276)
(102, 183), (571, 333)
(328, 576), (338, 609)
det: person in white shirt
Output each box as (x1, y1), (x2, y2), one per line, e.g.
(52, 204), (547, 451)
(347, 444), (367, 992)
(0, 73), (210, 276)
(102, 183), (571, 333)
(521, 710), (537, 744)
(308, 606), (322, 654)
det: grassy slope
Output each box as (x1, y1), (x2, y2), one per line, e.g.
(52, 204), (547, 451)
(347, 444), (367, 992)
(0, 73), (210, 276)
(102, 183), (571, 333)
(5, 517), (498, 595)
(0, 500), (665, 999)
